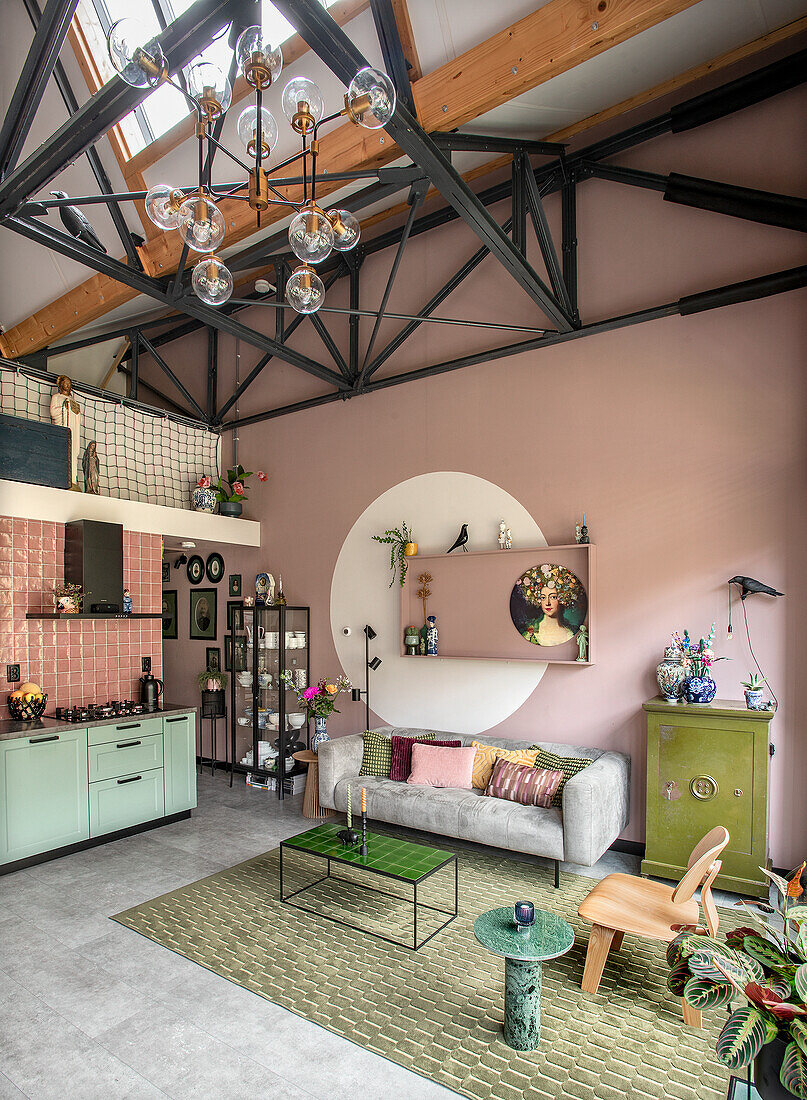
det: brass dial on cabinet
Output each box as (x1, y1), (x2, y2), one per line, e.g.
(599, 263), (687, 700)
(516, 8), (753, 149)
(690, 775), (718, 801)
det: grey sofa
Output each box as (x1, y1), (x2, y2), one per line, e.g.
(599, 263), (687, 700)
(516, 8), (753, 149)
(318, 727), (630, 884)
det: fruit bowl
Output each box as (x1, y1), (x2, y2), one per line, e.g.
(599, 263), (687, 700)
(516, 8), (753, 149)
(7, 693), (48, 721)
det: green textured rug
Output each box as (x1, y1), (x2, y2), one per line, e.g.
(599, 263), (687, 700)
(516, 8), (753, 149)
(113, 841), (740, 1100)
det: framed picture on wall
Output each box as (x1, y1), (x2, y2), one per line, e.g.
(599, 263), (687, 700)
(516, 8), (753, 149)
(190, 588), (217, 640)
(225, 635), (247, 671)
(162, 562), (170, 583)
(229, 574), (241, 596)
(206, 647), (221, 672)
(162, 590), (177, 639)
(227, 600), (244, 631)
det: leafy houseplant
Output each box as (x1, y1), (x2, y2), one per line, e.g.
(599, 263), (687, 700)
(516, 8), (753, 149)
(197, 670), (228, 692)
(665, 862), (807, 1098)
(52, 582), (88, 614)
(211, 465), (267, 517)
(372, 523), (417, 588)
(742, 672), (767, 710)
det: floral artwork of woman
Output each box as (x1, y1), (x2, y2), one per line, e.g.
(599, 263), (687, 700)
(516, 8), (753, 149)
(50, 374), (81, 489)
(509, 563), (588, 647)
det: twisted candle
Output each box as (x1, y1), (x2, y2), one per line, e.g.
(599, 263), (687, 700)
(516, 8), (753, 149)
(362, 786), (367, 813)
(346, 784), (352, 827)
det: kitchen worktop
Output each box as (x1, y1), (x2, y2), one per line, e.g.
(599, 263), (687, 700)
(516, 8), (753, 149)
(0, 705), (196, 742)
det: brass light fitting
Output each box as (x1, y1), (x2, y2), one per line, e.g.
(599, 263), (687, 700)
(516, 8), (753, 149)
(199, 85), (224, 120)
(248, 167), (271, 211)
(291, 100), (315, 135)
(343, 91), (372, 126)
(133, 47), (169, 84)
(244, 52), (273, 91)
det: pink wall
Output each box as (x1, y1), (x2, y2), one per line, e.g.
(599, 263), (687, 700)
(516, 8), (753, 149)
(1, 518), (163, 717)
(161, 82), (807, 867)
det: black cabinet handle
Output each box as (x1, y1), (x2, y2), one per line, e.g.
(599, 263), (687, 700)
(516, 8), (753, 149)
(116, 740), (141, 749)
(116, 722), (141, 730)
(117, 775), (142, 785)
(29, 734), (59, 744)
(165, 716), (188, 724)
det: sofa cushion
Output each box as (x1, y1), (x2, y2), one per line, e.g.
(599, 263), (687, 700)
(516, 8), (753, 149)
(471, 741), (540, 789)
(529, 747), (593, 807)
(389, 733), (448, 781)
(359, 731), (393, 777)
(408, 743), (475, 789)
(485, 758), (564, 808)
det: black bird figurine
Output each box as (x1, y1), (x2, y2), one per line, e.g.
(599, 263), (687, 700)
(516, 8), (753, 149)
(446, 523), (469, 553)
(51, 191), (107, 253)
(728, 576), (784, 601)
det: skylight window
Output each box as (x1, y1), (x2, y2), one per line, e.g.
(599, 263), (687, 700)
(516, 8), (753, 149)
(82, 0), (337, 155)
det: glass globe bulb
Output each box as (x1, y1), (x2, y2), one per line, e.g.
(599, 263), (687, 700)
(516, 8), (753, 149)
(327, 208), (360, 252)
(186, 62), (232, 118)
(237, 106), (278, 157)
(286, 265), (324, 314)
(235, 26), (282, 88)
(107, 19), (165, 88)
(144, 183), (184, 230)
(288, 206), (333, 265)
(281, 77), (324, 133)
(177, 195), (226, 253)
(346, 66), (396, 129)
(192, 256), (233, 306)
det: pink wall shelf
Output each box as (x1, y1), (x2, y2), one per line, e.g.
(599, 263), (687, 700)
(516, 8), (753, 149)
(399, 544), (595, 664)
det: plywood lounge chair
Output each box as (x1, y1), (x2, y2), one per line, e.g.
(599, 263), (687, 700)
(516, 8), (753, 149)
(577, 826), (730, 1027)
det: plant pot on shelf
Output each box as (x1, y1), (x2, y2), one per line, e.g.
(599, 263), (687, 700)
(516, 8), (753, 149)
(683, 675), (717, 704)
(192, 486), (217, 513)
(219, 501), (243, 518)
(404, 542), (418, 556)
(745, 688), (765, 710)
(201, 689), (225, 718)
(754, 1036), (794, 1100)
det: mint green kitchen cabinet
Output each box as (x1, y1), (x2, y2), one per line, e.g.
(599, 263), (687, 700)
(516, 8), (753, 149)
(642, 697), (773, 897)
(88, 733), (163, 782)
(89, 769), (165, 837)
(163, 712), (197, 815)
(0, 728), (89, 863)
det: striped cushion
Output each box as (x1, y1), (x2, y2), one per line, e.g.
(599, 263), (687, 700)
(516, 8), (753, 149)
(471, 741), (540, 790)
(528, 747), (593, 807)
(359, 731), (393, 777)
(484, 758), (564, 808)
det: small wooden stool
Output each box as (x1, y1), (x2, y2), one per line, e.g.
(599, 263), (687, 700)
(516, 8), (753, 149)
(293, 750), (332, 819)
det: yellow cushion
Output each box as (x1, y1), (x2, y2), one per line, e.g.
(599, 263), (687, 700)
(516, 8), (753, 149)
(471, 741), (540, 790)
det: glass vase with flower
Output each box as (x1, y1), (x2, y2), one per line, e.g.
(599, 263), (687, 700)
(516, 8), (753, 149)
(281, 671), (351, 751)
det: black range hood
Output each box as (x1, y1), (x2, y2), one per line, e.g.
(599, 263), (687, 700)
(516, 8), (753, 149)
(65, 519), (123, 613)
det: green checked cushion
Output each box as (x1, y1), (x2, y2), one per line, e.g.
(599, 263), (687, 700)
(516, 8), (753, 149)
(528, 747), (593, 807)
(359, 731), (393, 777)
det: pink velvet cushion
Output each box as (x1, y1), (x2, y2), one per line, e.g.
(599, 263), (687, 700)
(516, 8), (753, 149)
(484, 757), (564, 808)
(407, 743), (476, 789)
(390, 736), (461, 781)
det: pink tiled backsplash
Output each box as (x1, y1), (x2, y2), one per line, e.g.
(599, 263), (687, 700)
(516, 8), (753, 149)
(0, 517), (163, 717)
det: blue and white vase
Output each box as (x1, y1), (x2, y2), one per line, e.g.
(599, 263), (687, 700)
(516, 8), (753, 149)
(426, 615), (438, 656)
(311, 716), (330, 753)
(192, 485), (217, 513)
(683, 674), (717, 704)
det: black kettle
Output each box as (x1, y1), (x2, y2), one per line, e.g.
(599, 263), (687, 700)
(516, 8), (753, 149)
(139, 672), (164, 712)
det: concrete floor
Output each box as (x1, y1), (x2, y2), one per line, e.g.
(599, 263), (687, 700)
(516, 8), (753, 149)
(0, 769), (728, 1100)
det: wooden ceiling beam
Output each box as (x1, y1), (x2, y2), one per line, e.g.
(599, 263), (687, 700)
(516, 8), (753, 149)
(5, 1), (804, 357)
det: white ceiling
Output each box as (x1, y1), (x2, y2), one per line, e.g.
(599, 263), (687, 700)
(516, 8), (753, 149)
(1, 0), (806, 378)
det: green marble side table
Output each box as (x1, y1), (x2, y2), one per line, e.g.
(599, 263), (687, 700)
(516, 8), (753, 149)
(474, 907), (574, 1051)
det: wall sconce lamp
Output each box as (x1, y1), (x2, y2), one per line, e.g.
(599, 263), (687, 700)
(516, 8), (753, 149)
(352, 625), (381, 730)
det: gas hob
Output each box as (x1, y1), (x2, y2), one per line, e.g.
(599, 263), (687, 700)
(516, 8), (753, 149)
(54, 700), (147, 723)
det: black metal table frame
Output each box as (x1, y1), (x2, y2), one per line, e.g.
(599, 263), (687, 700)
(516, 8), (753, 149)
(279, 843), (458, 951)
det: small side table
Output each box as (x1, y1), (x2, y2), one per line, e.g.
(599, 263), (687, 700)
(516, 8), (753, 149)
(474, 907), (574, 1050)
(292, 750), (332, 819)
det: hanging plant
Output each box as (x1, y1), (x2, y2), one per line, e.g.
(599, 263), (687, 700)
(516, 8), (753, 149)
(372, 522), (416, 588)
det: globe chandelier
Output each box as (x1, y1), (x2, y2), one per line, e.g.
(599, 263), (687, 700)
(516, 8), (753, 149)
(106, 19), (396, 310)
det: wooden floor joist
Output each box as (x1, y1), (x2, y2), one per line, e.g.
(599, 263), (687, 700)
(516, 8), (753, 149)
(3, 1), (805, 359)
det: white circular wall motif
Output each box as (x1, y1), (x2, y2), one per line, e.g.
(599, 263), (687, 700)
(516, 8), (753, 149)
(330, 472), (547, 734)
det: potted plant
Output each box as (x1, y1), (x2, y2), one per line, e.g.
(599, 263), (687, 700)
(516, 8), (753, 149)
(281, 671), (351, 751)
(742, 672), (767, 710)
(673, 624), (726, 703)
(197, 669), (228, 716)
(371, 522), (417, 588)
(215, 464), (267, 517)
(51, 582), (88, 614)
(665, 862), (807, 1099)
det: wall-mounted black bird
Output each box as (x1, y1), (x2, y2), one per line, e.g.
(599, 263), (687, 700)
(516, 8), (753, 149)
(728, 576), (784, 600)
(51, 191), (107, 253)
(446, 524), (469, 553)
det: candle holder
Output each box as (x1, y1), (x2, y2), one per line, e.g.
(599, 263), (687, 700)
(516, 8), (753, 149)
(514, 900), (535, 932)
(361, 810), (368, 857)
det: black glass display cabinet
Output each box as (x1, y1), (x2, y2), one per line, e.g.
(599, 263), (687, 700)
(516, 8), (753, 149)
(228, 605), (311, 799)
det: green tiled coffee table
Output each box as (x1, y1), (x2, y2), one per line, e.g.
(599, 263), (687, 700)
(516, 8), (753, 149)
(474, 906), (574, 1050)
(280, 823), (458, 950)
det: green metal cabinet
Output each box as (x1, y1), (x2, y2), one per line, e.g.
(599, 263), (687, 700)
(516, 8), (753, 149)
(163, 712), (197, 815)
(0, 728), (89, 863)
(642, 697), (773, 897)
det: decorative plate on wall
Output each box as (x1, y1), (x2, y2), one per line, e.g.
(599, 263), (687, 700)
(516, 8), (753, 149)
(510, 564), (587, 647)
(206, 552), (225, 583)
(186, 555), (205, 584)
